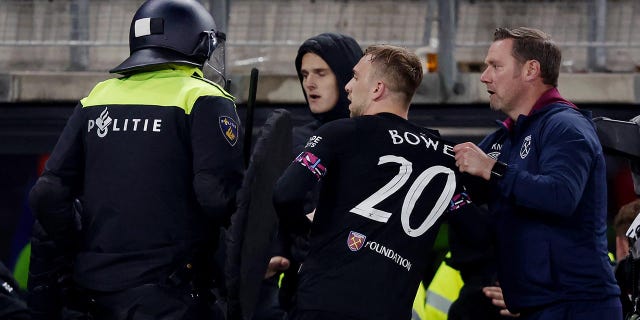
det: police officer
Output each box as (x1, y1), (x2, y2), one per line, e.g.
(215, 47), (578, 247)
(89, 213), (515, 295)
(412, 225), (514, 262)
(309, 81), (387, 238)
(28, 0), (243, 319)
(0, 261), (29, 320)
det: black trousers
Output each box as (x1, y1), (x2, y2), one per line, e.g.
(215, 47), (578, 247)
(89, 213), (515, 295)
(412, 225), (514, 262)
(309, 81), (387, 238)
(81, 283), (223, 320)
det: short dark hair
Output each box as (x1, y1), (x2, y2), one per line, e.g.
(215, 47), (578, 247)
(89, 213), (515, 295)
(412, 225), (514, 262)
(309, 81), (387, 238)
(364, 45), (423, 104)
(614, 199), (640, 237)
(494, 27), (561, 87)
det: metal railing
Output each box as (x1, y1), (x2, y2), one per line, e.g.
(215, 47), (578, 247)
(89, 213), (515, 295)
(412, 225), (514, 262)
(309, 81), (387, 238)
(0, 0), (638, 74)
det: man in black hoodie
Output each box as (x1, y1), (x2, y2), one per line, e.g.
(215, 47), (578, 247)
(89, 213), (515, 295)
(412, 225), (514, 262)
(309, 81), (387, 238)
(258, 33), (363, 319)
(291, 33), (363, 154)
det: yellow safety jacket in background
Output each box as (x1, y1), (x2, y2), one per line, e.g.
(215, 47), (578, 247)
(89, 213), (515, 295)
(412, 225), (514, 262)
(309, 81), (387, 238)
(412, 252), (464, 320)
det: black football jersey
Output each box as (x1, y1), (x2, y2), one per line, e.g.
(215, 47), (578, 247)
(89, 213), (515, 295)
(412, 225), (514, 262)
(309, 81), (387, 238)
(274, 112), (476, 320)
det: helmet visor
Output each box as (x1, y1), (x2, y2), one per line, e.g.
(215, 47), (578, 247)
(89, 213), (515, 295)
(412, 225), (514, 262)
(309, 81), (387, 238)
(202, 31), (228, 90)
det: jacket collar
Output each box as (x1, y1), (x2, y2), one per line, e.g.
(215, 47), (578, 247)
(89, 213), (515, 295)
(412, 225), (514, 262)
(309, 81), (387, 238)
(502, 87), (577, 131)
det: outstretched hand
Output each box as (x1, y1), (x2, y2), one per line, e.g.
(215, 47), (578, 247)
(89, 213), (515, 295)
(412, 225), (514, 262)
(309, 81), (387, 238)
(264, 256), (290, 279)
(482, 286), (520, 317)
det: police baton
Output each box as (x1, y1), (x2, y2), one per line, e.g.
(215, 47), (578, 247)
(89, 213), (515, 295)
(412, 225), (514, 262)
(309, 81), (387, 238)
(243, 68), (259, 168)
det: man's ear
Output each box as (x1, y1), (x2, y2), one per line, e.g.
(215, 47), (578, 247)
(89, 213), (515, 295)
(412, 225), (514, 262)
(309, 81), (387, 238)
(372, 81), (384, 100)
(524, 60), (541, 81)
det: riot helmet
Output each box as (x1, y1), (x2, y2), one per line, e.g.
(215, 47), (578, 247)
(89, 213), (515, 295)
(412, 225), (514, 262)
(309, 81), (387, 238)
(110, 0), (220, 75)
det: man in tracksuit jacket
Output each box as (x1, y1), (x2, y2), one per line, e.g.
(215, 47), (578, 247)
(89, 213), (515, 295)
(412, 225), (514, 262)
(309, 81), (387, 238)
(27, 0), (243, 319)
(453, 27), (621, 319)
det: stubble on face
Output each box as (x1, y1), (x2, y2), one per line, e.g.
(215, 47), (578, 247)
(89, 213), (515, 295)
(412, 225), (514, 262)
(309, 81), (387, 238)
(483, 39), (523, 113)
(349, 106), (361, 118)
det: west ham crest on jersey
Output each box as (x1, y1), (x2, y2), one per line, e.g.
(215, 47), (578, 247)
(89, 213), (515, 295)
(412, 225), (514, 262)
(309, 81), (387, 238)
(520, 135), (532, 159)
(219, 116), (239, 146)
(347, 231), (367, 251)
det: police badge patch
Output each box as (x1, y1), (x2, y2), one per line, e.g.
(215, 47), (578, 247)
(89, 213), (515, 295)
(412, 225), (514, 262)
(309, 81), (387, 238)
(347, 231), (367, 251)
(219, 116), (239, 146)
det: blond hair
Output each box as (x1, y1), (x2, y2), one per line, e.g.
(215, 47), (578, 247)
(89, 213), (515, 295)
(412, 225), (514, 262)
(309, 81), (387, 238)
(364, 45), (423, 104)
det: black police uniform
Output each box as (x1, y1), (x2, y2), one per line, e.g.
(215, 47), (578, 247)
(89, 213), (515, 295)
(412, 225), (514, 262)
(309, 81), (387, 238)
(0, 261), (29, 320)
(28, 0), (241, 318)
(29, 64), (243, 319)
(274, 113), (480, 320)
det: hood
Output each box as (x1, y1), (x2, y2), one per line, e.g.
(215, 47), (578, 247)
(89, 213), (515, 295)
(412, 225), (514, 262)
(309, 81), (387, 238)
(294, 33), (363, 124)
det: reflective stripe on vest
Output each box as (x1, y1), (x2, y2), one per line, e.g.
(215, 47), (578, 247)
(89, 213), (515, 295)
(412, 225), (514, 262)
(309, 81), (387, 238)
(426, 288), (453, 315)
(424, 252), (464, 320)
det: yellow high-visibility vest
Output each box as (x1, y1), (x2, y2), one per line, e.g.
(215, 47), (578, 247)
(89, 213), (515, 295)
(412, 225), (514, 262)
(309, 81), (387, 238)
(413, 252), (464, 320)
(414, 251), (614, 319)
(412, 282), (428, 320)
